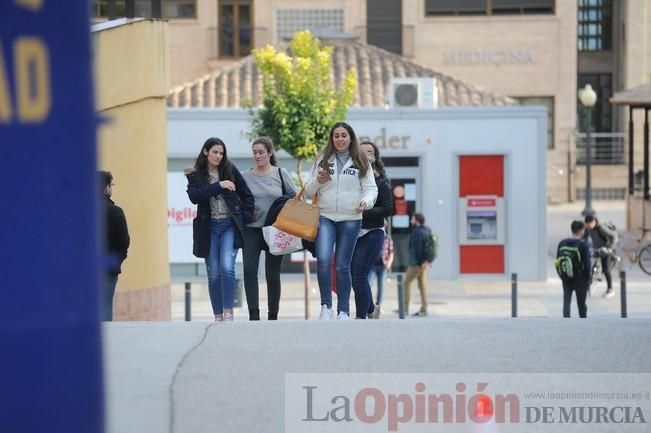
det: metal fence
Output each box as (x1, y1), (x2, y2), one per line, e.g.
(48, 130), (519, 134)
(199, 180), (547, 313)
(575, 132), (626, 165)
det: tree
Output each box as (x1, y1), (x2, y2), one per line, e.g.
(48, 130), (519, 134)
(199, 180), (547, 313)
(249, 30), (357, 186)
(248, 31), (357, 319)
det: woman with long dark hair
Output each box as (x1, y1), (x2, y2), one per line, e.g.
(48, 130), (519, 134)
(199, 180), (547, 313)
(186, 137), (254, 321)
(241, 137), (296, 320)
(351, 141), (393, 319)
(304, 122), (378, 320)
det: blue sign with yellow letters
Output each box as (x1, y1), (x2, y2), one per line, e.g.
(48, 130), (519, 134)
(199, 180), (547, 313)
(0, 1), (103, 432)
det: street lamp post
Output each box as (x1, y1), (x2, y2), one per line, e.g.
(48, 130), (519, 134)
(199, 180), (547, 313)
(579, 84), (598, 216)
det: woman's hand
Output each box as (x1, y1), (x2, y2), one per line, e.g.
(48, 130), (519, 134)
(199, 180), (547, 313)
(219, 180), (236, 191)
(317, 170), (331, 185)
(355, 200), (367, 213)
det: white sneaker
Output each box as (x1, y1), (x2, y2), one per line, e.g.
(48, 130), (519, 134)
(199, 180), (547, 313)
(319, 305), (333, 320)
(337, 311), (350, 320)
(369, 304), (381, 319)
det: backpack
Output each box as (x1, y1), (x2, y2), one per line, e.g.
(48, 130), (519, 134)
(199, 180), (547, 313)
(600, 221), (619, 246)
(555, 242), (582, 281)
(422, 228), (438, 262)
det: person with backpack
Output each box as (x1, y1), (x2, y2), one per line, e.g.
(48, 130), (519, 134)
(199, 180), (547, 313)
(583, 215), (618, 298)
(556, 220), (591, 318)
(404, 213), (434, 317)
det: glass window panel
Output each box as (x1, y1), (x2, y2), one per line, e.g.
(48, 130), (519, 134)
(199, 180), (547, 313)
(219, 5), (235, 57)
(239, 5), (252, 56)
(425, 0), (487, 15)
(160, 1), (196, 18)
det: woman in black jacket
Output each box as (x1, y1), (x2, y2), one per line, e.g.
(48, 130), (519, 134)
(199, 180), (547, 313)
(186, 137), (254, 321)
(351, 141), (394, 319)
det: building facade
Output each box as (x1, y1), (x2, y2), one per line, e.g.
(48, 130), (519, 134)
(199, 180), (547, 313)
(95, 0), (651, 204)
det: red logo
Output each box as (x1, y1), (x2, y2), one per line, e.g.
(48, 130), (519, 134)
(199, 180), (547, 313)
(468, 199), (496, 207)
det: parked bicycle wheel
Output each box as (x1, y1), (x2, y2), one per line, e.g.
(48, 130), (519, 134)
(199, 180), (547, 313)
(614, 242), (634, 271)
(638, 244), (651, 275)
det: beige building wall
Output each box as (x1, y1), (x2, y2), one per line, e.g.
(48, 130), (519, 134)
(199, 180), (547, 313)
(94, 19), (171, 320)
(402, 0), (577, 203)
(168, 0), (366, 85)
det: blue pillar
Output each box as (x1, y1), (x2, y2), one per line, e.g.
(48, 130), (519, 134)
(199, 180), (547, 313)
(0, 2), (103, 433)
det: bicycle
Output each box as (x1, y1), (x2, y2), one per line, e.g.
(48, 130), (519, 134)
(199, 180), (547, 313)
(615, 227), (651, 276)
(589, 247), (619, 295)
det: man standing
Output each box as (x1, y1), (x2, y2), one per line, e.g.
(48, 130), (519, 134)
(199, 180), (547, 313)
(100, 171), (130, 321)
(583, 215), (617, 298)
(404, 213), (433, 316)
(556, 220), (591, 318)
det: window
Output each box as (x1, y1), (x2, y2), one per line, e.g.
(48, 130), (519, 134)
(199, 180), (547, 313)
(425, 0), (554, 16)
(425, 0), (487, 15)
(93, 0), (196, 19)
(578, 0), (612, 51)
(219, 0), (252, 58)
(577, 74), (612, 132)
(276, 9), (344, 43)
(513, 96), (554, 149)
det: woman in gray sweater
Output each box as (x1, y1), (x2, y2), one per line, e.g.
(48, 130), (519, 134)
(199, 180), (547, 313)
(241, 137), (296, 320)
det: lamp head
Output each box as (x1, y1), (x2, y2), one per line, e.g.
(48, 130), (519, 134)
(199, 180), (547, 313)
(578, 84), (597, 107)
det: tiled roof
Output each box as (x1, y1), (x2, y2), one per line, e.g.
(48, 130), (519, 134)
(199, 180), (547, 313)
(167, 41), (514, 108)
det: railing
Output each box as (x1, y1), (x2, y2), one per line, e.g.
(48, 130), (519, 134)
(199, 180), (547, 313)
(206, 26), (269, 60)
(575, 132), (626, 165)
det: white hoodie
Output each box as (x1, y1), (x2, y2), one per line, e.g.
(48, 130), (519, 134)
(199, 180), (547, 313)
(304, 155), (378, 222)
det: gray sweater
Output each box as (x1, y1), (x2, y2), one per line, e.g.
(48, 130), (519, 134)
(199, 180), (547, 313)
(242, 167), (295, 227)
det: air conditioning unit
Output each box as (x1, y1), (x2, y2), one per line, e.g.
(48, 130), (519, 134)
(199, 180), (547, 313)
(388, 77), (438, 109)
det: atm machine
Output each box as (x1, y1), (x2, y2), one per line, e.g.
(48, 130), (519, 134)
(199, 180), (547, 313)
(458, 195), (506, 274)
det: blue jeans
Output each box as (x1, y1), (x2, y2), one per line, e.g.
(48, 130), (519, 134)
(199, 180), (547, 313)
(102, 274), (118, 321)
(205, 218), (237, 314)
(369, 264), (387, 306)
(316, 216), (361, 313)
(352, 230), (385, 319)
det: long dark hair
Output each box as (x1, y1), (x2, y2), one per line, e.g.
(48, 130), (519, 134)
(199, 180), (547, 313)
(252, 136), (277, 166)
(319, 121), (369, 179)
(193, 137), (234, 183)
(359, 140), (386, 178)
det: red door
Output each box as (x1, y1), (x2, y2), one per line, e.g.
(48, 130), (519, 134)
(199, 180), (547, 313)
(459, 155), (505, 274)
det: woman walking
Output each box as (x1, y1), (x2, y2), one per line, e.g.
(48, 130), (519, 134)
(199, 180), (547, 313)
(186, 137), (254, 321)
(304, 122), (378, 320)
(241, 137), (296, 320)
(351, 141), (393, 319)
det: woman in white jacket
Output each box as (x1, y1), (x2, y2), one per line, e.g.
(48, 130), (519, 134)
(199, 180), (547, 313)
(305, 122), (378, 320)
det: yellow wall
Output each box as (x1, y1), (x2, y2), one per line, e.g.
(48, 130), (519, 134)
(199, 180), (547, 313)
(94, 19), (171, 319)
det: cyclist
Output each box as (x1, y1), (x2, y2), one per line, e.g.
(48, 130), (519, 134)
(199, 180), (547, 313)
(583, 215), (618, 298)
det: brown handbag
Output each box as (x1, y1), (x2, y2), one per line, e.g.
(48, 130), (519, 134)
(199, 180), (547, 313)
(272, 187), (320, 241)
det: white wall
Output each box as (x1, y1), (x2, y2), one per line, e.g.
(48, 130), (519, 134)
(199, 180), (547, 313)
(168, 106), (547, 280)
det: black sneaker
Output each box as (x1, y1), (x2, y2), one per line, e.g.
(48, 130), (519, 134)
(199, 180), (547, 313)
(412, 310), (428, 317)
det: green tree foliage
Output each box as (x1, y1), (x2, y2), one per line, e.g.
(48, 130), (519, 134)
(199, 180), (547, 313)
(249, 30), (357, 185)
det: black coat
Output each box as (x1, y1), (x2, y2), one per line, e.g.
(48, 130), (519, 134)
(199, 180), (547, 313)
(104, 196), (130, 276)
(361, 175), (393, 229)
(186, 167), (254, 258)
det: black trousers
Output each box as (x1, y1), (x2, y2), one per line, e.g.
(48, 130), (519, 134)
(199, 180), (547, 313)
(242, 226), (284, 317)
(563, 281), (588, 318)
(600, 256), (613, 289)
